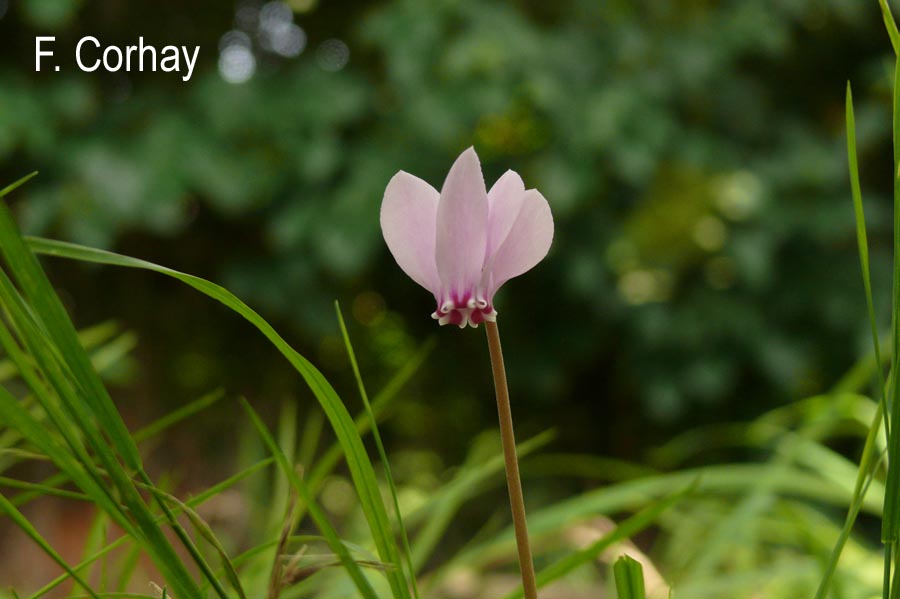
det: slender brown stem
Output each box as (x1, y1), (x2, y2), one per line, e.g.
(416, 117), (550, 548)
(485, 320), (538, 599)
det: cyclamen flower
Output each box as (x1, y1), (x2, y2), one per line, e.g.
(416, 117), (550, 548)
(381, 147), (553, 328)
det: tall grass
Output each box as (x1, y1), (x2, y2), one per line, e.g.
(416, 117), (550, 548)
(0, 169), (892, 598)
(825, 4), (900, 599)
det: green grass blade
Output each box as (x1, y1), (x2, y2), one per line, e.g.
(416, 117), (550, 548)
(115, 546), (143, 594)
(0, 448), (50, 463)
(270, 399), (298, 537)
(241, 398), (380, 599)
(814, 405), (885, 598)
(89, 330), (137, 374)
(885, 53), (900, 599)
(223, 534), (332, 570)
(27, 235), (408, 598)
(0, 476), (89, 501)
(0, 172), (38, 199)
(613, 555), (646, 599)
(74, 512), (111, 596)
(134, 389), (225, 443)
(0, 491), (100, 599)
(846, 83), (890, 443)
(298, 407), (324, 478)
(881, 0), (900, 56)
(811, 84), (892, 599)
(336, 302), (418, 599)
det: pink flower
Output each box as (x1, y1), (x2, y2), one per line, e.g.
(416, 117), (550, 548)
(381, 147), (553, 328)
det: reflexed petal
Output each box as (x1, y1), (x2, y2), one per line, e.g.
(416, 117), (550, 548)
(486, 170), (526, 258)
(380, 171), (441, 295)
(487, 189), (553, 295)
(435, 147), (488, 299)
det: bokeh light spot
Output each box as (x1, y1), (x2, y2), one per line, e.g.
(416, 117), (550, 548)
(259, 1), (292, 29)
(618, 269), (672, 305)
(219, 44), (256, 84)
(321, 476), (356, 516)
(714, 170), (763, 221)
(287, 0), (317, 12)
(692, 215), (727, 252)
(316, 38), (350, 72)
(444, 567), (479, 597)
(261, 22), (306, 57)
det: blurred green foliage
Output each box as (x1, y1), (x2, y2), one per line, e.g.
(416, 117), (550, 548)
(0, 0), (896, 460)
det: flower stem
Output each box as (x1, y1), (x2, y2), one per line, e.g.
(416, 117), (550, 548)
(485, 320), (538, 599)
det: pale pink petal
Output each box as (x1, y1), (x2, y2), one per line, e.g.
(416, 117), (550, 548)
(435, 147), (488, 302)
(487, 189), (553, 296)
(486, 170), (526, 258)
(380, 171), (441, 296)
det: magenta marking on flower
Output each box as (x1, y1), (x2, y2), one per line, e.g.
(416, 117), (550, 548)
(381, 147), (553, 328)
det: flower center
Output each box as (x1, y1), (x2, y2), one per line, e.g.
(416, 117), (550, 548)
(431, 290), (496, 328)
